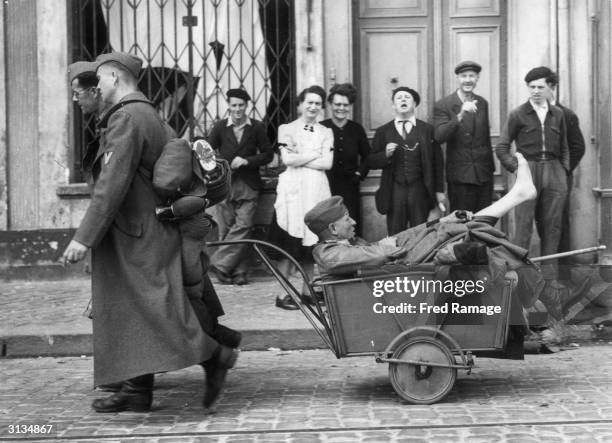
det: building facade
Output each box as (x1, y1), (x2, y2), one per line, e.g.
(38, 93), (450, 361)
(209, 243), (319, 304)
(0, 0), (610, 274)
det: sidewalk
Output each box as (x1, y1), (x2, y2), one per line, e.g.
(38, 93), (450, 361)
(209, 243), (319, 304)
(0, 275), (325, 357)
(1, 275), (610, 357)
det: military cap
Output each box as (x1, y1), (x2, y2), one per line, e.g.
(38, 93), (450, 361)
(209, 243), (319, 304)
(95, 51), (143, 78)
(454, 60), (482, 75)
(304, 196), (347, 235)
(392, 86), (420, 106)
(68, 61), (97, 83)
(524, 66), (554, 84)
(227, 88), (251, 102)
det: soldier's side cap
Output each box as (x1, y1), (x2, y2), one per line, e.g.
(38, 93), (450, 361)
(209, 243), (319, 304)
(524, 66), (554, 83)
(391, 86), (420, 106)
(95, 52), (143, 78)
(68, 61), (97, 83)
(227, 88), (251, 102)
(454, 60), (482, 75)
(304, 196), (347, 235)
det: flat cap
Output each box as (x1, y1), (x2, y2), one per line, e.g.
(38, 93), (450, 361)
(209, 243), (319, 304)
(227, 88), (251, 102)
(392, 86), (420, 106)
(304, 196), (347, 236)
(95, 52), (143, 78)
(524, 66), (554, 84)
(68, 61), (97, 83)
(454, 60), (482, 75)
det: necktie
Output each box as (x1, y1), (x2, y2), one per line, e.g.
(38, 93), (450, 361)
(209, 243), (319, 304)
(401, 121), (412, 140)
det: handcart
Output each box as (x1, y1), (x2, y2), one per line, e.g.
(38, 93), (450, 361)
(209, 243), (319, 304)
(208, 239), (605, 405)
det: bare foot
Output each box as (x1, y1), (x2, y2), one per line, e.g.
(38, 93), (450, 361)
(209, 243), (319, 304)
(513, 153), (537, 200)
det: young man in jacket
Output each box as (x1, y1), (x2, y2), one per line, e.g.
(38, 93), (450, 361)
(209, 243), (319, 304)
(495, 66), (570, 279)
(208, 89), (274, 285)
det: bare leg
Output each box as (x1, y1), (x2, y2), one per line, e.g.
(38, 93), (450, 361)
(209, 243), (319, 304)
(276, 257), (297, 278)
(475, 153), (536, 219)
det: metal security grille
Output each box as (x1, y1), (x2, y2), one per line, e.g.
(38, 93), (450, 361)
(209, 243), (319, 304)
(69, 0), (295, 182)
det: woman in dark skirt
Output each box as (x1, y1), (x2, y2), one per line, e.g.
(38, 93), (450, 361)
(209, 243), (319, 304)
(320, 83), (370, 235)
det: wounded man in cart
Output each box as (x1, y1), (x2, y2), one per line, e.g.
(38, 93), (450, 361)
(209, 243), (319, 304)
(304, 152), (612, 331)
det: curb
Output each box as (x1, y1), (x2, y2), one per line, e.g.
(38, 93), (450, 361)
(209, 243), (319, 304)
(2, 327), (610, 358)
(1, 329), (328, 358)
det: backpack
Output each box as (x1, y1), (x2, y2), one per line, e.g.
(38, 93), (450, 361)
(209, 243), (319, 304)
(152, 138), (232, 204)
(152, 138), (197, 201)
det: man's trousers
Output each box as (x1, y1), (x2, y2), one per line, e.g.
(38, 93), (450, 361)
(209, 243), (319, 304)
(513, 159), (567, 278)
(211, 177), (259, 276)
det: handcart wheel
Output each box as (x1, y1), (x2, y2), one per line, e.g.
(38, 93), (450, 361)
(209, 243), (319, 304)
(388, 336), (457, 404)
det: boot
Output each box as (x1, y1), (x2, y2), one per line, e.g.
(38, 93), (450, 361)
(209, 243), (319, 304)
(202, 346), (239, 414)
(92, 374), (154, 413)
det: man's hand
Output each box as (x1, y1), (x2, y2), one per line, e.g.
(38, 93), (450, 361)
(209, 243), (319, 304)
(461, 100), (478, 113)
(457, 100), (478, 121)
(436, 192), (447, 213)
(230, 156), (248, 170)
(434, 241), (459, 265)
(385, 142), (398, 158)
(440, 210), (474, 224)
(60, 240), (89, 265)
(378, 236), (397, 247)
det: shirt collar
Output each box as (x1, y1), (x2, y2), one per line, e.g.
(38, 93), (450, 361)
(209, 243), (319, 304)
(529, 99), (549, 113)
(394, 116), (416, 126)
(227, 116), (252, 128)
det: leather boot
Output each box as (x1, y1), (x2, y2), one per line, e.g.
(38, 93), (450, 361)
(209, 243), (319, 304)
(92, 374), (154, 413)
(201, 346), (239, 414)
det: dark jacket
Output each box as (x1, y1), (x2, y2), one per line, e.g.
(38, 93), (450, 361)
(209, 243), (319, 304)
(495, 101), (570, 172)
(367, 119), (444, 214)
(207, 118), (273, 190)
(433, 92), (494, 184)
(75, 92), (218, 386)
(320, 119), (370, 179)
(556, 102), (585, 172)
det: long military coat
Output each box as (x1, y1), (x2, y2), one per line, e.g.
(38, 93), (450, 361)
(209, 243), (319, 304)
(74, 91), (218, 386)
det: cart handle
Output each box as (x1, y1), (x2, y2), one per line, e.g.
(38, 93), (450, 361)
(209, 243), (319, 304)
(207, 239), (336, 352)
(530, 245), (606, 262)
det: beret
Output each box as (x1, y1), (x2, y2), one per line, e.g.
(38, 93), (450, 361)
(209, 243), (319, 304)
(68, 61), (97, 82)
(304, 196), (347, 236)
(95, 52), (143, 78)
(454, 60), (482, 75)
(524, 66), (554, 83)
(227, 88), (251, 102)
(392, 86), (420, 106)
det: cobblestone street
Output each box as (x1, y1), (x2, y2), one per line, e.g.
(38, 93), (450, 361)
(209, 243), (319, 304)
(1, 346), (612, 442)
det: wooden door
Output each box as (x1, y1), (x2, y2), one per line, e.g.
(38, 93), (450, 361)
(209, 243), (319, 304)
(356, 0), (506, 241)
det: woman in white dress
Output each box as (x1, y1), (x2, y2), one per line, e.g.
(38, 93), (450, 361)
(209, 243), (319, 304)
(271, 85), (334, 309)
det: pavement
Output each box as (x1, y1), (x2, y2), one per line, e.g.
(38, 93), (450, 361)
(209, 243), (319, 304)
(0, 274), (326, 357)
(1, 346), (612, 441)
(1, 274), (611, 358)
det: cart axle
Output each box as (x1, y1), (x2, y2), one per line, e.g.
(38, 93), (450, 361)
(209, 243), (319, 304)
(376, 356), (472, 370)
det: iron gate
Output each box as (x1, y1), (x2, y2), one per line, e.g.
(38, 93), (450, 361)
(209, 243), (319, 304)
(69, 0), (295, 182)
